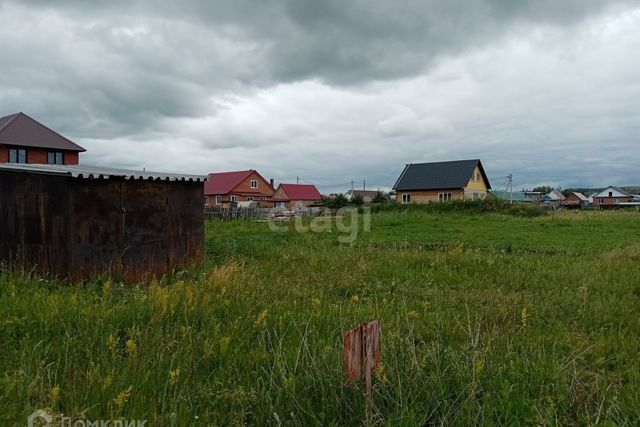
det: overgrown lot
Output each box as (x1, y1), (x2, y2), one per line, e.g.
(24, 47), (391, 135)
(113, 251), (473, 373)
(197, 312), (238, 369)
(1, 210), (639, 425)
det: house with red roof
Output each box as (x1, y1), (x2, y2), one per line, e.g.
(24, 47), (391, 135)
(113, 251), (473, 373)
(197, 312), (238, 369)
(204, 169), (275, 208)
(273, 183), (323, 210)
(0, 112), (86, 165)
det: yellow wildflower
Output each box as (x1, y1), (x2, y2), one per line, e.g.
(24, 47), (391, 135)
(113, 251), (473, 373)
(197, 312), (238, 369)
(351, 295), (360, 304)
(311, 298), (321, 306)
(521, 308), (528, 328)
(219, 336), (231, 354)
(254, 309), (269, 328)
(125, 339), (137, 356)
(49, 385), (61, 402)
(169, 368), (180, 385)
(113, 386), (133, 408)
(107, 334), (118, 355)
(102, 280), (112, 296)
(474, 359), (484, 375)
(407, 310), (419, 319)
(374, 362), (388, 385)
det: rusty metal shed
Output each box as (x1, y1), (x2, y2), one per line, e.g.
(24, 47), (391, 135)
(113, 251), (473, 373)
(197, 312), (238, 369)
(0, 164), (206, 282)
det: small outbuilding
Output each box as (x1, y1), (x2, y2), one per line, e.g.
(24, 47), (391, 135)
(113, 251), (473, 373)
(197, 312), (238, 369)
(0, 163), (206, 282)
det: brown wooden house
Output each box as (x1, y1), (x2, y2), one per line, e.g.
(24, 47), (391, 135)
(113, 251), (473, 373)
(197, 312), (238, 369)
(204, 169), (275, 208)
(0, 112), (86, 165)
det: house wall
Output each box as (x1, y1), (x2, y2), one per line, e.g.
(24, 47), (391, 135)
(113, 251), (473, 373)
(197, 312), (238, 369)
(0, 145), (80, 165)
(593, 196), (634, 209)
(464, 165), (488, 199)
(0, 170), (203, 282)
(396, 189), (465, 204)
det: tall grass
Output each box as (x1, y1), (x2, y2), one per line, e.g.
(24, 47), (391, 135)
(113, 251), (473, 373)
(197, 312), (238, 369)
(1, 211), (639, 425)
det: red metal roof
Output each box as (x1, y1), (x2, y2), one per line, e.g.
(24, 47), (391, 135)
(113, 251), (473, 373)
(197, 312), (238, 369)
(0, 112), (86, 152)
(204, 170), (255, 195)
(277, 183), (322, 200)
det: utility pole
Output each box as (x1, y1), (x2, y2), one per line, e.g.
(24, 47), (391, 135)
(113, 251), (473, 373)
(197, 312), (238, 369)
(507, 174), (513, 204)
(296, 176), (299, 184)
(351, 180), (354, 191)
(363, 179), (366, 191)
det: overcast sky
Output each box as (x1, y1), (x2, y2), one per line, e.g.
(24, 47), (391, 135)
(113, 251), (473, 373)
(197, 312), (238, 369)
(1, 0), (639, 191)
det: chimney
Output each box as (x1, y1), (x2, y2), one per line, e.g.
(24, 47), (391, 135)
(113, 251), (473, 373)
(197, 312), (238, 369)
(270, 178), (274, 188)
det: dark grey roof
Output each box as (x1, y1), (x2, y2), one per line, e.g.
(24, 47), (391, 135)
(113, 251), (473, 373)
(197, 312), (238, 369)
(393, 159), (491, 191)
(0, 112), (86, 152)
(0, 163), (206, 182)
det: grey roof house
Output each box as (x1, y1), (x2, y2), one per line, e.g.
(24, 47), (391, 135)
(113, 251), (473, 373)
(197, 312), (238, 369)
(393, 159), (491, 204)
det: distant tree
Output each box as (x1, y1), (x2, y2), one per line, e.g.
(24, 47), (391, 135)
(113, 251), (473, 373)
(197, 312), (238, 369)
(372, 191), (388, 204)
(325, 193), (349, 208)
(532, 186), (554, 194)
(351, 194), (364, 206)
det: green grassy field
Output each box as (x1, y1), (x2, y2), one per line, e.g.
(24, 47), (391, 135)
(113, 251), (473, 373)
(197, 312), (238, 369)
(1, 209), (639, 426)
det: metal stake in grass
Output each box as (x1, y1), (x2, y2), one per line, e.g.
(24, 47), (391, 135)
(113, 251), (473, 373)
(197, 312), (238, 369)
(343, 320), (381, 404)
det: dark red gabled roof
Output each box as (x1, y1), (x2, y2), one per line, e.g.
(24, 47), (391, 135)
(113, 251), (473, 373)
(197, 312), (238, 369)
(204, 170), (258, 195)
(276, 183), (322, 201)
(0, 112), (86, 152)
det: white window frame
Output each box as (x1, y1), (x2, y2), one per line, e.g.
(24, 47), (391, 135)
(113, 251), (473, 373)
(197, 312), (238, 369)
(438, 192), (452, 202)
(231, 195), (238, 203)
(247, 197), (254, 201)
(402, 193), (411, 204)
(204, 196), (209, 206)
(215, 196), (222, 205)
(250, 180), (258, 189)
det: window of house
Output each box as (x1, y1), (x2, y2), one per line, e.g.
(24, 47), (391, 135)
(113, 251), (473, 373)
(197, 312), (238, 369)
(9, 148), (27, 164)
(402, 193), (411, 204)
(438, 192), (452, 202)
(247, 197), (254, 201)
(47, 151), (64, 165)
(598, 198), (604, 204)
(476, 173), (481, 182)
(250, 180), (258, 189)
(614, 198), (620, 204)
(215, 196), (222, 205)
(231, 196), (238, 203)
(204, 196), (209, 206)
(473, 193), (479, 200)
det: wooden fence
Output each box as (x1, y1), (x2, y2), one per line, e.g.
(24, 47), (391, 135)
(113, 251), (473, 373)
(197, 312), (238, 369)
(204, 207), (316, 221)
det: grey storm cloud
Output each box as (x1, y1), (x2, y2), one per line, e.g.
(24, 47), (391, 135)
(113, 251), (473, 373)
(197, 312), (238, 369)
(1, 0), (639, 190)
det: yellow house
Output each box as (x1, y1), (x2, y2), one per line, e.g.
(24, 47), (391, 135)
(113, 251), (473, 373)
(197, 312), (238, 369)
(393, 159), (491, 204)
